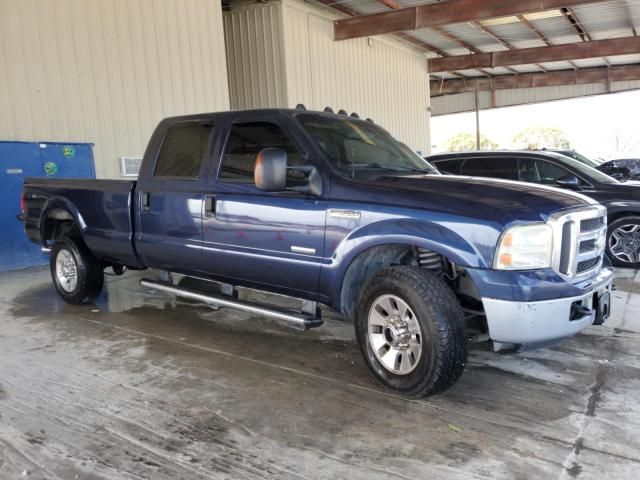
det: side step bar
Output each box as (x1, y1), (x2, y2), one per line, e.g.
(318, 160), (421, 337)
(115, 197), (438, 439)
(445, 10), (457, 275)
(140, 279), (323, 331)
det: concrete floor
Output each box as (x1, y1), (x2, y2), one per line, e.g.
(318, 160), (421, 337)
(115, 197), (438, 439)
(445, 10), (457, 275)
(0, 267), (639, 480)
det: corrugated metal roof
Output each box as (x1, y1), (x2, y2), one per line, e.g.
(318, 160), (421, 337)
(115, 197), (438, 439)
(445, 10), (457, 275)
(572, 58), (609, 68)
(538, 60), (579, 71)
(572, 1), (634, 39)
(313, 0), (640, 104)
(528, 15), (582, 40)
(509, 64), (545, 73)
(409, 27), (469, 52)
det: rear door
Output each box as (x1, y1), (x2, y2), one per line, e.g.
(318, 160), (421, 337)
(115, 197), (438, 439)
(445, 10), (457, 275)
(135, 119), (214, 272)
(459, 156), (519, 180)
(201, 113), (327, 297)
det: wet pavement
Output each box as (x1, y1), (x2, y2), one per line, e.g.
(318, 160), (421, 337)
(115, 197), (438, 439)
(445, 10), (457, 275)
(1, 267), (639, 479)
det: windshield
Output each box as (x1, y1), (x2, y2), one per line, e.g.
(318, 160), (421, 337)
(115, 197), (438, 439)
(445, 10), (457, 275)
(556, 150), (601, 168)
(548, 153), (619, 184)
(297, 114), (438, 178)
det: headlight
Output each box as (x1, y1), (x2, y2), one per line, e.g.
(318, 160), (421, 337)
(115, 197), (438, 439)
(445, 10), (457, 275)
(494, 224), (553, 270)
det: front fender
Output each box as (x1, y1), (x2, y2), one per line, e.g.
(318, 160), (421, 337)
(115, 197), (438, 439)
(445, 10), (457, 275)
(320, 216), (501, 308)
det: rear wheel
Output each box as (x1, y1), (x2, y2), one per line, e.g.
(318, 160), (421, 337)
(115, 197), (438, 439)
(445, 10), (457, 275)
(606, 216), (640, 268)
(50, 235), (104, 304)
(355, 266), (467, 397)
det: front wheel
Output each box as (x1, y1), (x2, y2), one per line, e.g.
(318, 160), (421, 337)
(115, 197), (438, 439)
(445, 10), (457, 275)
(50, 235), (104, 304)
(355, 266), (468, 398)
(606, 216), (640, 268)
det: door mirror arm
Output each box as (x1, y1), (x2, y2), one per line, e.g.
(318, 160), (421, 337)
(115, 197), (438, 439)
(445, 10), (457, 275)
(287, 165), (322, 196)
(555, 175), (582, 190)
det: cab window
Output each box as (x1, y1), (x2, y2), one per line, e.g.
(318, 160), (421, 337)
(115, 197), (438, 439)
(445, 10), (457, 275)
(154, 122), (213, 178)
(219, 122), (311, 186)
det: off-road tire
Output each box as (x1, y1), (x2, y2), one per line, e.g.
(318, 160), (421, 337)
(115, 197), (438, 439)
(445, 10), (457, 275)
(355, 266), (467, 397)
(50, 235), (104, 304)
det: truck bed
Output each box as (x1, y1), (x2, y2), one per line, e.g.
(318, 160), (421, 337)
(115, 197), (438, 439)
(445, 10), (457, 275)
(23, 178), (143, 268)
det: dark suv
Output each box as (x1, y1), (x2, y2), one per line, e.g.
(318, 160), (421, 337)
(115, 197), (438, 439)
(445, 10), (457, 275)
(428, 150), (640, 268)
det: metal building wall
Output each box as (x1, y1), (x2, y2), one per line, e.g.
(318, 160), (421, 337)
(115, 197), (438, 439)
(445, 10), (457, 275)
(223, 0), (431, 155)
(0, 0), (230, 179)
(282, 0), (430, 154)
(431, 81), (640, 116)
(223, 2), (288, 109)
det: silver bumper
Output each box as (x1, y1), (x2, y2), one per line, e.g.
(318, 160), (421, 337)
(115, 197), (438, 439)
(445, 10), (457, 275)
(482, 268), (613, 349)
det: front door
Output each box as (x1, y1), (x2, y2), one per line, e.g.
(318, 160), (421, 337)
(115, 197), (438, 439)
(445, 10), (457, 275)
(201, 116), (327, 297)
(135, 120), (214, 273)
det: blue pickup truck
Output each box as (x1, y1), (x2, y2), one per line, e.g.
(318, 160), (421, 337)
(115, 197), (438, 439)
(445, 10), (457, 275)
(21, 108), (613, 397)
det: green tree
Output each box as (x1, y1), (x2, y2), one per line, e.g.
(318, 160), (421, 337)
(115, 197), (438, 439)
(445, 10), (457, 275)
(512, 126), (571, 150)
(445, 132), (498, 151)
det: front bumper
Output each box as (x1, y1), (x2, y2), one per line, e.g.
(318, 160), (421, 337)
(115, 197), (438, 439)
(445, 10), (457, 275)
(481, 268), (613, 351)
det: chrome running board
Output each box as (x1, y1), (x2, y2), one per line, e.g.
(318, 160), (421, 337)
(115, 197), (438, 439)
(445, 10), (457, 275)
(140, 279), (323, 331)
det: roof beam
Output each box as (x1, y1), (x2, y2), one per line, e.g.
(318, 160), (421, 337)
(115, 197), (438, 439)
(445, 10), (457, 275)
(373, 0), (497, 77)
(315, 0), (447, 56)
(622, 1), (638, 36)
(428, 36), (640, 72)
(560, 7), (613, 68)
(430, 64), (640, 95)
(516, 14), (579, 70)
(560, 7), (591, 41)
(334, 0), (602, 41)
(470, 20), (546, 73)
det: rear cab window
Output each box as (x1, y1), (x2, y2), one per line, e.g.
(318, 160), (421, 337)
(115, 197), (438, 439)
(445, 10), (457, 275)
(154, 122), (213, 178)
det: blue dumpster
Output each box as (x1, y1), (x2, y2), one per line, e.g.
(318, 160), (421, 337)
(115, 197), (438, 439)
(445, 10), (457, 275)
(0, 141), (96, 272)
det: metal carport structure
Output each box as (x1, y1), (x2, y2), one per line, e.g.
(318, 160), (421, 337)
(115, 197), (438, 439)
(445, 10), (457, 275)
(316, 0), (640, 115)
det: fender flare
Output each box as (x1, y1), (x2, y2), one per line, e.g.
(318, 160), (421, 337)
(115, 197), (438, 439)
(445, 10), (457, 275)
(39, 197), (87, 242)
(324, 218), (499, 312)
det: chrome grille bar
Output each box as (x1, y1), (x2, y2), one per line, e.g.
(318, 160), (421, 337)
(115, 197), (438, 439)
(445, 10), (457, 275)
(549, 205), (607, 281)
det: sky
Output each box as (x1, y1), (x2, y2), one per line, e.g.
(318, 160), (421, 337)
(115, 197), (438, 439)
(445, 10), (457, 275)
(430, 89), (640, 161)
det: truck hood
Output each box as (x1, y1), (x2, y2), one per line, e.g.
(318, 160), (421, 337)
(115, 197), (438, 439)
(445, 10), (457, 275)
(355, 174), (594, 226)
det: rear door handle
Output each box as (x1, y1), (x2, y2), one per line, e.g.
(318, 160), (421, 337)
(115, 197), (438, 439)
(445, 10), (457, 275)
(204, 195), (216, 217)
(141, 192), (150, 211)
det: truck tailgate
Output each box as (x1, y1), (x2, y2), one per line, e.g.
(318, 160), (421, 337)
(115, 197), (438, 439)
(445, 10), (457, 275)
(23, 178), (143, 268)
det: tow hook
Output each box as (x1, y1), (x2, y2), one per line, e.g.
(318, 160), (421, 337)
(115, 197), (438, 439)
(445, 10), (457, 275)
(570, 302), (591, 321)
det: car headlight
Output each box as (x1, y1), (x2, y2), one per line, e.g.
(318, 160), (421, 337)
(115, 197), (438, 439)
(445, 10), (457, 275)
(494, 223), (553, 270)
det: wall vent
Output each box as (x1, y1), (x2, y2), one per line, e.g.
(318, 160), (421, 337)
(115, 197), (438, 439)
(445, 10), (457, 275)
(120, 157), (142, 177)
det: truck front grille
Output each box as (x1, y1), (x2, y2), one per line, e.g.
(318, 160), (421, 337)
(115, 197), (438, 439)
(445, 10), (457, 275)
(581, 217), (604, 233)
(579, 239), (595, 253)
(577, 256), (600, 274)
(551, 205), (607, 281)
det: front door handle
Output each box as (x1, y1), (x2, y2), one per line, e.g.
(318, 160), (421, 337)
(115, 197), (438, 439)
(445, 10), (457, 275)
(141, 192), (150, 211)
(204, 195), (216, 217)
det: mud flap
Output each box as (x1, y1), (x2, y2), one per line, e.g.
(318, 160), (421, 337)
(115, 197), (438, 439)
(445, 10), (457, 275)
(593, 290), (611, 326)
